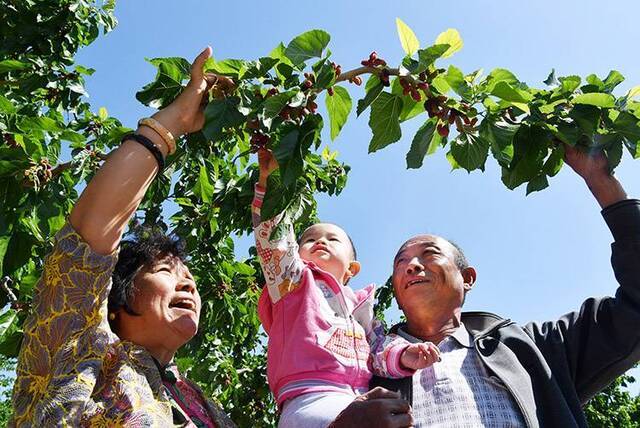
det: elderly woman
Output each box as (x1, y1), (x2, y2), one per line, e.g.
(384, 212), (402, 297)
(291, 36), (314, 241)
(9, 48), (236, 427)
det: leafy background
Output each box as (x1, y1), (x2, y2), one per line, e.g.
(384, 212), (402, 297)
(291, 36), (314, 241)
(1, 0), (639, 426)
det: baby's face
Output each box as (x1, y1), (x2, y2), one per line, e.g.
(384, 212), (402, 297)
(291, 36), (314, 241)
(298, 223), (355, 284)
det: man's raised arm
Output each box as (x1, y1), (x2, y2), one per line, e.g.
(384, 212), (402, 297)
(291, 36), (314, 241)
(525, 144), (640, 403)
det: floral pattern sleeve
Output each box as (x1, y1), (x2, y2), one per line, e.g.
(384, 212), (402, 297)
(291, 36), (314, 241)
(252, 184), (305, 304)
(11, 222), (118, 425)
(353, 295), (413, 379)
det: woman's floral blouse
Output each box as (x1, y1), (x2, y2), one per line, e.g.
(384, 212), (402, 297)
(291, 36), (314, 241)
(10, 223), (235, 427)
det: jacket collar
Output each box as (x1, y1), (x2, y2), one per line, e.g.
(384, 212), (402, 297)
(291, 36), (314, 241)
(391, 311), (511, 346)
(395, 322), (473, 348)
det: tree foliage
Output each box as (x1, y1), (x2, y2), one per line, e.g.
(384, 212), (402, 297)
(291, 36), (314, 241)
(0, 2), (639, 426)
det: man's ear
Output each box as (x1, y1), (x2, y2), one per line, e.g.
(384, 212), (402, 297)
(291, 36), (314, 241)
(348, 261), (361, 278)
(462, 266), (477, 292)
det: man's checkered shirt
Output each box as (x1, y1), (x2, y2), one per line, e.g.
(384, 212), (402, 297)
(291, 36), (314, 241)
(396, 324), (526, 427)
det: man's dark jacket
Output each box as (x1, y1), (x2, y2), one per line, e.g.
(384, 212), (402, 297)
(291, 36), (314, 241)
(371, 199), (640, 428)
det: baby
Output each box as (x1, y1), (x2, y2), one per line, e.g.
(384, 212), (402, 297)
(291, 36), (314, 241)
(252, 150), (439, 428)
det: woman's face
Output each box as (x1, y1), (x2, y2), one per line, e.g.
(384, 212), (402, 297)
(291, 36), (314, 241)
(117, 254), (201, 354)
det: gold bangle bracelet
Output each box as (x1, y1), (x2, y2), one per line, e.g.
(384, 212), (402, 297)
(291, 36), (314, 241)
(138, 117), (176, 155)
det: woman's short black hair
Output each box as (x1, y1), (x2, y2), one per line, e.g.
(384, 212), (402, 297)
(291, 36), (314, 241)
(109, 227), (186, 326)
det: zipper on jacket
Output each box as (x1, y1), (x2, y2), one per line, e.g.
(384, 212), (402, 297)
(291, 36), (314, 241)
(349, 314), (361, 382)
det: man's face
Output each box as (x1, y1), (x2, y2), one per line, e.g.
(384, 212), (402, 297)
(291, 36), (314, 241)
(123, 254), (201, 349)
(298, 223), (357, 285)
(392, 235), (469, 317)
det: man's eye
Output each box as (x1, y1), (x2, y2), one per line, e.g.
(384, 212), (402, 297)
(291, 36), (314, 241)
(329, 238), (339, 242)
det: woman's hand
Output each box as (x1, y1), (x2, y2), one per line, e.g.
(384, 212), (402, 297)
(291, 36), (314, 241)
(152, 47), (235, 137)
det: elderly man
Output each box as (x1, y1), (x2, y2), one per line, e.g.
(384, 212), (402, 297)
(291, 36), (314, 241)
(372, 145), (640, 427)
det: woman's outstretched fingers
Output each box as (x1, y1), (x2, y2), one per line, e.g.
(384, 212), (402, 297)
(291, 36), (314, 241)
(189, 46), (212, 85)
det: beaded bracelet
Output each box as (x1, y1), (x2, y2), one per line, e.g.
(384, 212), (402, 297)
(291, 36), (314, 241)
(138, 117), (176, 155)
(122, 133), (165, 172)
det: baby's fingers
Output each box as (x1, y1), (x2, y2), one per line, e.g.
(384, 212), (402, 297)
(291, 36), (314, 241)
(423, 342), (441, 365)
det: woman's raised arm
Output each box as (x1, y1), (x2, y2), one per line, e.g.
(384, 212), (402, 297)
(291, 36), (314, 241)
(69, 47), (231, 255)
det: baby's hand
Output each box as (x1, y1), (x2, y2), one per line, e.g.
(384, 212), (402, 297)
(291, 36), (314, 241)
(400, 342), (440, 370)
(257, 148), (279, 187)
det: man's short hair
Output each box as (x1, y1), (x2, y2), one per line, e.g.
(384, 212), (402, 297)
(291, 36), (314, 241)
(447, 238), (469, 272)
(110, 227), (186, 324)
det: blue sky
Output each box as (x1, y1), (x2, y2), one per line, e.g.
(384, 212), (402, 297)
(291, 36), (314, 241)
(77, 1), (640, 391)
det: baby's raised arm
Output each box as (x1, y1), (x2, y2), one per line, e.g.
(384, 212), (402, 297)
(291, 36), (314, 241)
(252, 149), (305, 304)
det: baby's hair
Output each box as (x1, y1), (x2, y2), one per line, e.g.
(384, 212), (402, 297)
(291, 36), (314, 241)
(298, 222), (358, 261)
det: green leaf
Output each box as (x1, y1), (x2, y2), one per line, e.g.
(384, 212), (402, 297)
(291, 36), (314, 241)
(325, 86), (352, 141)
(501, 125), (550, 190)
(543, 69), (558, 86)
(613, 112), (640, 153)
(368, 92), (403, 153)
(406, 118), (440, 169)
(557, 76), (581, 93)
(627, 85), (640, 99)
(207, 59), (247, 78)
(485, 68), (519, 92)
(60, 130), (86, 144)
(243, 57), (279, 80)
(430, 74), (450, 94)
(194, 165), (214, 203)
(274, 129), (303, 187)
(261, 172), (297, 221)
(98, 107), (108, 120)
(445, 65), (472, 101)
(262, 91), (297, 118)
(434, 29), (463, 58)
(0, 60), (29, 73)
(480, 118), (517, 167)
(526, 175), (549, 195)
(552, 121), (581, 146)
(603, 137), (624, 170)
(390, 79), (424, 121)
(569, 105), (600, 136)
(285, 30), (331, 67)
(269, 43), (293, 65)
(396, 18), (420, 55)
(314, 61), (337, 89)
(450, 133), (489, 172)
(0, 95), (16, 114)
(18, 116), (64, 133)
(602, 70), (624, 93)
(0, 232), (10, 276)
(446, 150), (460, 170)
(0, 309), (17, 340)
(136, 57), (191, 109)
(542, 145), (564, 177)
(202, 97), (245, 141)
(572, 93), (615, 108)
(356, 75), (384, 117)
(491, 81), (533, 104)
